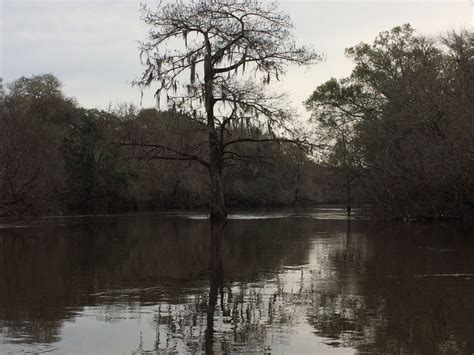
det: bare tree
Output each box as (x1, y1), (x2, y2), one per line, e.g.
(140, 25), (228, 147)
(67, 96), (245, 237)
(132, 0), (320, 222)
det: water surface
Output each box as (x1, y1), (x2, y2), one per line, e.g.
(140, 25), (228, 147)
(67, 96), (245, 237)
(0, 209), (473, 354)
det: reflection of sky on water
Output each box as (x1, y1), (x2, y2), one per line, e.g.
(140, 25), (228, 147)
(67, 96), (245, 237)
(177, 207), (364, 221)
(54, 238), (362, 354)
(0, 207), (361, 230)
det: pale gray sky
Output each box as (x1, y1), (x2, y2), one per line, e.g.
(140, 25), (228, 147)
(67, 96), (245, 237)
(1, 0), (472, 116)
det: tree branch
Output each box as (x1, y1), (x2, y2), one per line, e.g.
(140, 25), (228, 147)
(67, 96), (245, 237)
(120, 142), (209, 168)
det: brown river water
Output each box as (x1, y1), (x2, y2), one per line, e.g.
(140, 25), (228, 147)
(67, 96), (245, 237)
(0, 208), (473, 354)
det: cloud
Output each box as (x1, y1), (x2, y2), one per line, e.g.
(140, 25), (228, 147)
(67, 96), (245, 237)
(1, 0), (471, 112)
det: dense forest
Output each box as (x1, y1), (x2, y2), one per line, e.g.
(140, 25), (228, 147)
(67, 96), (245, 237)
(306, 25), (473, 221)
(0, 74), (333, 216)
(0, 25), (472, 221)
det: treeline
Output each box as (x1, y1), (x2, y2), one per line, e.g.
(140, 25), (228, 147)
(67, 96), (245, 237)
(0, 75), (337, 216)
(306, 25), (473, 221)
(1, 25), (472, 220)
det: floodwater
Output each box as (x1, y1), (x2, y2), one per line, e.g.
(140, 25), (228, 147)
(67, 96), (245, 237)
(0, 208), (473, 354)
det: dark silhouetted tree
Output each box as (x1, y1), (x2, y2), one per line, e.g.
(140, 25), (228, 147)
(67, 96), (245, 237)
(133, 0), (320, 222)
(307, 25), (474, 219)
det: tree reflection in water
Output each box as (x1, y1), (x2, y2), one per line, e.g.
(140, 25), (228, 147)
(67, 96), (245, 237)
(205, 223), (223, 354)
(0, 214), (473, 353)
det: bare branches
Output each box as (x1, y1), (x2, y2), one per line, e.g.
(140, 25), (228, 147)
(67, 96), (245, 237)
(136, 0), (321, 122)
(120, 142), (210, 169)
(133, 0), (321, 220)
(223, 137), (318, 156)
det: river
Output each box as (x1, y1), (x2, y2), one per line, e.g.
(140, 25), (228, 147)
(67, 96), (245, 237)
(0, 208), (473, 354)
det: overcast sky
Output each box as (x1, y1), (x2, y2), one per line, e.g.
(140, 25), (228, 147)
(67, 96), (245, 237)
(1, 0), (472, 116)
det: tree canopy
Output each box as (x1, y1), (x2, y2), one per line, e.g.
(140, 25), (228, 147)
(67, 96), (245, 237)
(306, 25), (474, 219)
(134, 0), (321, 221)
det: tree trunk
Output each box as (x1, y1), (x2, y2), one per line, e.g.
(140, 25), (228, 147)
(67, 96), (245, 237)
(209, 131), (227, 223)
(204, 50), (227, 223)
(209, 171), (226, 223)
(346, 181), (352, 217)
